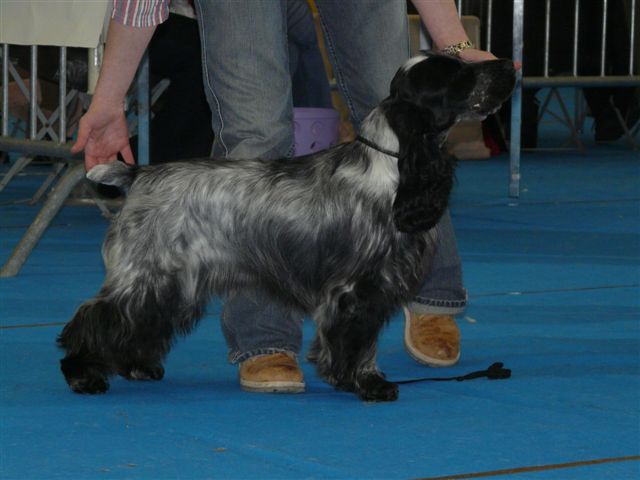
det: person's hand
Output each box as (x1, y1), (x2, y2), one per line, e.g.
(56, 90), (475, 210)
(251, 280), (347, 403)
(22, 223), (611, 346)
(71, 101), (135, 171)
(458, 48), (522, 71)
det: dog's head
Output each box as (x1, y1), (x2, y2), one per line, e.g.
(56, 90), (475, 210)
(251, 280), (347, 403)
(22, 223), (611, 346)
(386, 54), (515, 234)
(389, 53), (515, 134)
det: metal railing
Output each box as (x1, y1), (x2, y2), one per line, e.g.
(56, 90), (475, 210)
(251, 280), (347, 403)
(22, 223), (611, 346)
(458, 0), (639, 196)
(0, 44), (151, 276)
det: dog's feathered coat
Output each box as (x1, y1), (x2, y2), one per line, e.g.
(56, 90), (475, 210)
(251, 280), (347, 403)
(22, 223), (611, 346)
(58, 54), (515, 401)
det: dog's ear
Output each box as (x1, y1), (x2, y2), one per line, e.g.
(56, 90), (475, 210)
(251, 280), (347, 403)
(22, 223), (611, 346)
(389, 64), (414, 103)
(393, 133), (455, 234)
(390, 56), (463, 131)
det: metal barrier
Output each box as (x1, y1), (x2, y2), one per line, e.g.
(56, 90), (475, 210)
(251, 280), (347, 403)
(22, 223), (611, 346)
(0, 44), (151, 276)
(2, 1), (639, 277)
(0, 46), (77, 196)
(458, 0), (639, 197)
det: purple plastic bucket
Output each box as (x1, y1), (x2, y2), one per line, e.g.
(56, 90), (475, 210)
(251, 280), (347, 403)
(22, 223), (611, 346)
(293, 107), (340, 156)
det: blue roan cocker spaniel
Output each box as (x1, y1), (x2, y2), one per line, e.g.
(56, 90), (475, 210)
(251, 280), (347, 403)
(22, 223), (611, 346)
(58, 54), (515, 401)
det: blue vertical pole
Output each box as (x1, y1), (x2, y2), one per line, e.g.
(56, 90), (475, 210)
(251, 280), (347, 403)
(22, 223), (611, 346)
(137, 51), (150, 166)
(509, 0), (524, 198)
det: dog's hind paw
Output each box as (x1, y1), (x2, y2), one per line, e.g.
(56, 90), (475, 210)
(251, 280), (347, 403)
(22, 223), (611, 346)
(120, 364), (165, 381)
(356, 374), (399, 402)
(68, 375), (110, 394)
(60, 355), (110, 394)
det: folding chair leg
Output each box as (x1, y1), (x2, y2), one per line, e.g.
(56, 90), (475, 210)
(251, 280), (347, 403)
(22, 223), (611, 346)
(0, 156), (33, 193)
(0, 163), (85, 277)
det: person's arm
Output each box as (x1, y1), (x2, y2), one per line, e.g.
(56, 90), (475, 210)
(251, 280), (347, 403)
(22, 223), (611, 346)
(91, 20), (156, 114)
(410, 0), (497, 63)
(72, 1), (168, 170)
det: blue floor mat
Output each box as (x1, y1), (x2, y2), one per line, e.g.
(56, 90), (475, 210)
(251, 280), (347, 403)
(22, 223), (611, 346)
(1, 146), (639, 479)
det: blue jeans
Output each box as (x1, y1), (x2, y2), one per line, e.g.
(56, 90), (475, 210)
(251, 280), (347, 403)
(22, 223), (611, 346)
(287, 0), (333, 109)
(194, 0), (467, 363)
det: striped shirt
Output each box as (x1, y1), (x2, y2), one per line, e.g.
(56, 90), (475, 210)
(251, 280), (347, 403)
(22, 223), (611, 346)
(112, 0), (170, 27)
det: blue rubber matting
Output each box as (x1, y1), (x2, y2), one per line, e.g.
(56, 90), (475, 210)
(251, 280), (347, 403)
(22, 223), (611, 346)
(1, 143), (639, 479)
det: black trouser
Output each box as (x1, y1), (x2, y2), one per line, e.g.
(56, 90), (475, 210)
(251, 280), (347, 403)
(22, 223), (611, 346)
(141, 13), (214, 164)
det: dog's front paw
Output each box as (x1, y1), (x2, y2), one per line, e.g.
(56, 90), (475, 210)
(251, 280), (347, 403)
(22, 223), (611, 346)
(120, 363), (165, 381)
(355, 373), (399, 402)
(60, 356), (110, 394)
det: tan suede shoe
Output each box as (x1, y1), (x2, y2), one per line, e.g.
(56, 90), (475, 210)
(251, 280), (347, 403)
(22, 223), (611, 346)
(403, 308), (461, 367)
(239, 353), (305, 393)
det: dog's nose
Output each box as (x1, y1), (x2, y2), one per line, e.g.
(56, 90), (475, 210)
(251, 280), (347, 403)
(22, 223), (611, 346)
(489, 59), (517, 87)
(503, 60), (516, 75)
(492, 58), (516, 74)
(474, 58), (516, 81)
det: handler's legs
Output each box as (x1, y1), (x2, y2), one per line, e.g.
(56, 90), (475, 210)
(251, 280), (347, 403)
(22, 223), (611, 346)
(195, 0), (304, 392)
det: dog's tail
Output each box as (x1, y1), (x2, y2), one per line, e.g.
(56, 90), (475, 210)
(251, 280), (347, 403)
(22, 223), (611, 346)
(86, 161), (138, 188)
